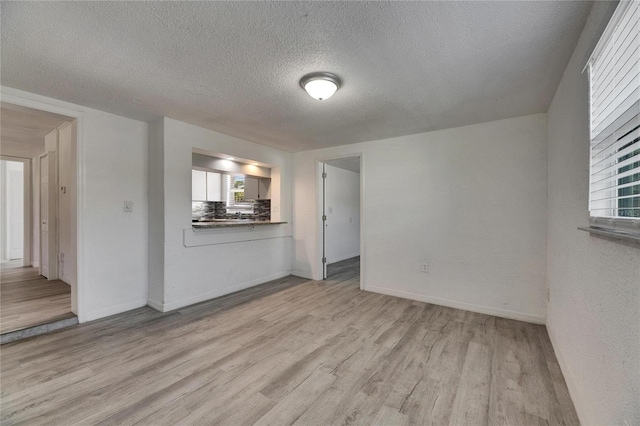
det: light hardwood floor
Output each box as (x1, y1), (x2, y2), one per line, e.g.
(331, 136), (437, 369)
(0, 260), (74, 334)
(0, 257), (578, 425)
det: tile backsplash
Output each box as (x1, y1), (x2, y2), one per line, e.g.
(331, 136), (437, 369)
(192, 199), (271, 221)
(192, 201), (226, 219)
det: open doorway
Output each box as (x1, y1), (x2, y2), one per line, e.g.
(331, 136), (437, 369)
(319, 156), (362, 284)
(0, 102), (78, 340)
(1, 160), (25, 265)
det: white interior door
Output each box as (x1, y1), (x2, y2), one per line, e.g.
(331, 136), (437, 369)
(40, 152), (58, 279)
(7, 161), (24, 260)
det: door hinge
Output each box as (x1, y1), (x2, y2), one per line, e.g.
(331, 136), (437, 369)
(322, 257), (327, 264)
(322, 214), (327, 221)
(322, 172), (327, 178)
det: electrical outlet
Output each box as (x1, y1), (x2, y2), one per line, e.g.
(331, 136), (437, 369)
(421, 262), (429, 273)
(124, 201), (133, 212)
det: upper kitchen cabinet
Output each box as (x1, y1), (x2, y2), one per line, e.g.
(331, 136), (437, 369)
(244, 176), (271, 200)
(192, 170), (207, 201)
(192, 169), (223, 201)
(206, 172), (222, 201)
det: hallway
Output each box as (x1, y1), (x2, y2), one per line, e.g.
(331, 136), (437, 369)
(0, 260), (74, 334)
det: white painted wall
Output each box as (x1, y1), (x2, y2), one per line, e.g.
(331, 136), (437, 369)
(546, 3), (640, 425)
(82, 109), (148, 321)
(324, 164), (360, 264)
(148, 118), (292, 312)
(293, 113), (548, 323)
(1, 87), (149, 323)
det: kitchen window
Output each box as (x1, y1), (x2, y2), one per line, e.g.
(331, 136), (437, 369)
(585, 0), (639, 237)
(226, 175), (253, 213)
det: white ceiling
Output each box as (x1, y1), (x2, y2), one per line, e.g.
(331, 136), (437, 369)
(1, 103), (72, 159)
(1, 1), (592, 152)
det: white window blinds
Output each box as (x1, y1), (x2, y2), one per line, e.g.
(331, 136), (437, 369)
(588, 1), (639, 219)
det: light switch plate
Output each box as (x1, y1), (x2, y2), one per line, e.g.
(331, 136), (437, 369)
(124, 201), (133, 212)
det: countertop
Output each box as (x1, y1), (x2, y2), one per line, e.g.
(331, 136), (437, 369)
(192, 220), (287, 229)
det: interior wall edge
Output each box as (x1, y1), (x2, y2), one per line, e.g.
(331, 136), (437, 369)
(546, 322), (591, 426)
(291, 270), (314, 280)
(146, 299), (164, 313)
(84, 299), (148, 323)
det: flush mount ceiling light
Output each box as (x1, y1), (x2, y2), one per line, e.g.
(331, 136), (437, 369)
(300, 72), (341, 101)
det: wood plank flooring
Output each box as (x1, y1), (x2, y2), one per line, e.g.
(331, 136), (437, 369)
(0, 258), (579, 425)
(1, 261), (74, 334)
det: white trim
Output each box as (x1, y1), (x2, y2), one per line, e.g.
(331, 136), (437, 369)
(1, 89), (84, 117)
(546, 324), (592, 426)
(588, 216), (640, 234)
(364, 284), (546, 325)
(2, 86), (86, 322)
(291, 269), (313, 280)
(146, 299), (164, 312)
(84, 299), (148, 322)
(316, 161), (324, 281)
(151, 270), (292, 312)
(583, 1), (634, 72)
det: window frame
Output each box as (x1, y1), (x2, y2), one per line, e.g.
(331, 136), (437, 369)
(585, 0), (640, 237)
(225, 174), (254, 213)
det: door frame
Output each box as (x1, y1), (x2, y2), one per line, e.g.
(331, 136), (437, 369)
(315, 153), (365, 290)
(0, 155), (32, 266)
(1, 91), (86, 322)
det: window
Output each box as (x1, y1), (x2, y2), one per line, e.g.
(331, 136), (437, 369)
(587, 1), (639, 232)
(225, 174), (253, 212)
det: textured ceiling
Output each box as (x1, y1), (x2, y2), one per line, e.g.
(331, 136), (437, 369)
(1, 103), (72, 158)
(1, 1), (592, 152)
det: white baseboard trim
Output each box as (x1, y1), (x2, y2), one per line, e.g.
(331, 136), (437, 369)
(157, 270), (292, 312)
(32, 261), (40, 268)
(546, 323), (591, 426)
(291, 269), (313, 280)
(84, 298), (148, 322)
(363, 285), (546, 325)
(147, 298), (164, 312)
